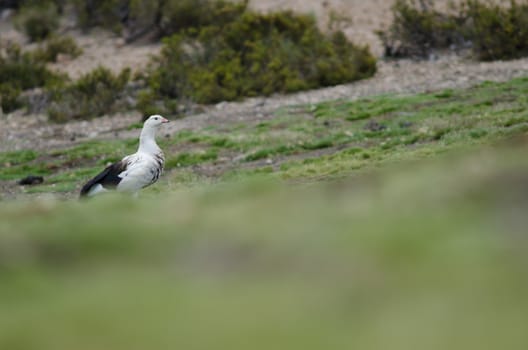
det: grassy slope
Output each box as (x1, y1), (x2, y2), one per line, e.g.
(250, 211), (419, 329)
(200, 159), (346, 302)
(1, 77), (528, 349)
(3, 77), (528, 195)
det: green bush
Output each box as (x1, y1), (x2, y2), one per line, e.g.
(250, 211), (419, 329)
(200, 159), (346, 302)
(379, 0), (465, 58)
(14, 2), (60, 41)
(136, 89), (164, 118)
(146, 10), (376, 110)
(72, 0), (124, 32)
(158, 0), (248, 37)
(0, 43), (63, 113)
(380, 0), (528, 61)
(121, 0), (161, 41)
(71, 0), (248, 40)
(463, 0), (528, 61)
(0, 84), (23, 114)
(32, 36), (84, 62)
(48, 67), (131, 122)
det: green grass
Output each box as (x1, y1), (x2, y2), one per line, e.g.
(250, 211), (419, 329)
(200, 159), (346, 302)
(0, 142), (528, 349)
(165, 149), (219, 169)
(0, 141), (135, 193)
(2, 76), (528, 194)
(0, 150), (38, 166)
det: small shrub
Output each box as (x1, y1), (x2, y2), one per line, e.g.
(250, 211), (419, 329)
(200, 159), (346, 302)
(0, 54), (55, 90)
(15, 2), (60, 41)
(147, 10), (376, 107)
(381, 0), (528, 61)
(71, 0), (248, 41)
(122, 0), (161, 41)
(136, 89), (161, 118)
(158, 0), (248, 37)
(72, 0), (124, 32)
(379, 0), (465, 58)
(32, 36), (83, 62)
(0, 84), (23, 113)
(0, 43), (63, 113)
(48, 67), (130, 122)
(463, 0), (528, 61)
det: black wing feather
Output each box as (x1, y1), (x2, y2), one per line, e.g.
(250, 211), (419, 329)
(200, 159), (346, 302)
(79, 161), (128, 197)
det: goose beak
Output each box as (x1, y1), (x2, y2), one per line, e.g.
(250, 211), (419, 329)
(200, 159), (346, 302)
(161, 117), (170, 123)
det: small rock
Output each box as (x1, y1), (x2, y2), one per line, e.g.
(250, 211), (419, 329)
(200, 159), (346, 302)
(233, 154), (246, 163)
(115, 38), (127, 48)
(56, 53), (73, 64)
(1, 9), (14, 20)
(364, 121), (387, 132)
(18, 175), (44, 186)
(253, 100), (266, 108)
(216, 101), (228, 110)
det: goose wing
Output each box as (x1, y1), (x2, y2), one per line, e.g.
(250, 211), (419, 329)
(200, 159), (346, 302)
(79, 155), (133, 197)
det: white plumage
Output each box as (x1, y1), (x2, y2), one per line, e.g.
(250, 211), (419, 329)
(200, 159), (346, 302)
(80, 115), (169, 197)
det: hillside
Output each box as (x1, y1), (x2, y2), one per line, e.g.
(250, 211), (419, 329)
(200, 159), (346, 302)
(2, 75), (528, 199)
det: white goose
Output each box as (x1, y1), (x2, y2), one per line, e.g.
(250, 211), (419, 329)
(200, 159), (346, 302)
(80, 115), (169, 197)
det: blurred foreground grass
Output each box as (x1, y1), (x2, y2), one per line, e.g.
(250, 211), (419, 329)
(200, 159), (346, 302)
(1, 137), (528, 349)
